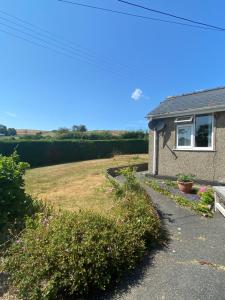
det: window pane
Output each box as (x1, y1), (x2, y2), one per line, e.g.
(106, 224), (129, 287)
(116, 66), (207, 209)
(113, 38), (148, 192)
(195, 115), (212, 147)
(178, 126), (192, 146)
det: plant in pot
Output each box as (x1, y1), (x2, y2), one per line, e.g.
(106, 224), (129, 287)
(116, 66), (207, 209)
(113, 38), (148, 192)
(176, 174), (195, 193)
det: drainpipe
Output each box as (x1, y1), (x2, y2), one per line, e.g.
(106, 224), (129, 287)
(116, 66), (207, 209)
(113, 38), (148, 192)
(152, 129), (158, 176)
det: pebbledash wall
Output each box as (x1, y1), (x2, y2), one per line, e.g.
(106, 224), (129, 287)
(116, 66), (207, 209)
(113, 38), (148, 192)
(148, 111), (225, 183)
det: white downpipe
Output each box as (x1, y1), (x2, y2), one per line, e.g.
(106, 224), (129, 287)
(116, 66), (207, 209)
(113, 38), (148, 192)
(152, 130), (157, 176)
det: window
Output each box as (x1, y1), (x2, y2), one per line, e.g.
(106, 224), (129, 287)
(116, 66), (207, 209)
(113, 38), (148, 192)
(177, 125), (192, 148)
(195, 115), (212, 148)
(175, 116), (193, 123)
(176, 114), (213, 150)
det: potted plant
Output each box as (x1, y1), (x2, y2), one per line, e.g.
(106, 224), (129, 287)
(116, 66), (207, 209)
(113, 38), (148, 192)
(176, 174), (195, 193)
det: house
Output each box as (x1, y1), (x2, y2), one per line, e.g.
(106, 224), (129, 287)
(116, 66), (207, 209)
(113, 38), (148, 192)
(147, 86), (225, 183)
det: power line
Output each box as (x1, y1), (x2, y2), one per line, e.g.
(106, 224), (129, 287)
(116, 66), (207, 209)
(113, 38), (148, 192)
(1, 27), (136, 79)
(0, 11), (130, 72)
(0, 8), (144, 76)
(0, 20), (108, 66)
(0, 13), (143, 78)
(118, 0), (225, 31)
(0, 22), (134, 78)
(0, 28), (77, 60)
(57, 0), (221, 32)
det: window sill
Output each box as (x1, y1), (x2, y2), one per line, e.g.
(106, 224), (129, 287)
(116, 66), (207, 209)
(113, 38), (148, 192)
(173, 148), (216, 152)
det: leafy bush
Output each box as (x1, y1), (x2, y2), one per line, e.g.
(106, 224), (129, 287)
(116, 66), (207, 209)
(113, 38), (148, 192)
(54, 130), (147, 140)
(0, 152), (42, 243)
(199, 188), (214, 205)
(0, 153), (30, 242)
(120, 130), (147, 139)
(3, 168), (160, 299)
(0, 139), (148, 167)
(4, 211), (148, 299)
(55, 131), (115, 140)
(111, 167), (160, 244)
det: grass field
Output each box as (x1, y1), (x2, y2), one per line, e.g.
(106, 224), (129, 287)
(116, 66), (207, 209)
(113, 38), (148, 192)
(25, 154), (148, 215)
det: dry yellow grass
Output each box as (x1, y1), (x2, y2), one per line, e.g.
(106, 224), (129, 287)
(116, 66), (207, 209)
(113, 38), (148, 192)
(25, 154), (148, 215)
(16, 129), (50, 136)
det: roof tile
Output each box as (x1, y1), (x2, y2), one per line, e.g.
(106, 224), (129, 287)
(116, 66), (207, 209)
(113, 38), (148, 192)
(148, 86), (225, 117)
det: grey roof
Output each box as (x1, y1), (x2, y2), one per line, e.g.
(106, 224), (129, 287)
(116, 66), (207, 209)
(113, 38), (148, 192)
(148, 86), (225, 118)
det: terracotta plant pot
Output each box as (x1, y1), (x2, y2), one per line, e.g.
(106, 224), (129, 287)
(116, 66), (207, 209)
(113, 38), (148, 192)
(177, 181), (193, 193)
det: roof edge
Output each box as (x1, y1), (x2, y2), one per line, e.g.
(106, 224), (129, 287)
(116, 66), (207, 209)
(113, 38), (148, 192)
(146, 104), (225, 120)
(165, 86), (225, 100)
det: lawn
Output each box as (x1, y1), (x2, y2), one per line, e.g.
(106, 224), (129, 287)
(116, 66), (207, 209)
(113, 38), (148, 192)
(25, 154), (148, 215)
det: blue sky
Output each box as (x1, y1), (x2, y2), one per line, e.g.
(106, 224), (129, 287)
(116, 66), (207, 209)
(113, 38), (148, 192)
(1, 0), (225, 131)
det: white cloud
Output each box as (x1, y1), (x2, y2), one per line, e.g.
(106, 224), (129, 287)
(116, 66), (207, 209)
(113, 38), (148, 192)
(131, 88), (143, 101)
(5, 111), (17, 118)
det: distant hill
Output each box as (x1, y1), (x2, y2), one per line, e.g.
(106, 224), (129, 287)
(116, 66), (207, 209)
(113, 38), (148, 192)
(16, 129), (143, 138)
(16, 129), (51, 136)
(89, 130), (127, 136)
(16, 129), (130, 136)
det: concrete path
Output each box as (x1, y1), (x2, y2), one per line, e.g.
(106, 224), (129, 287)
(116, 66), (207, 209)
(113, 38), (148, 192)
(111, 181), (225, 300)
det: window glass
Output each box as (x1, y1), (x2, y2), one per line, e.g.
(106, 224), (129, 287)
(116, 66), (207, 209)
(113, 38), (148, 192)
(177, 125), (192, 147)
(195, 115), (212, 147)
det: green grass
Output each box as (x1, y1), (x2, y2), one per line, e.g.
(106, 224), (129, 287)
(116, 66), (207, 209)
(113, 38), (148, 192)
(25, 154), (148, 216)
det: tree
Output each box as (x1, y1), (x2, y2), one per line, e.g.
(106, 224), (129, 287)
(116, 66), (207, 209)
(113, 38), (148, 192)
(7, 128), (17, 136)
(57, 127), (70, 134)
(72, 124), (87, 132)
(0, 124), (7, 135)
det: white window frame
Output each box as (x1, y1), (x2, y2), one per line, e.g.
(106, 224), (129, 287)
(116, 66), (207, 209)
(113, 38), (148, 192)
(176, 114), (214, 151)
(174, 116), (193, 123)
(176, 124), (193, 149)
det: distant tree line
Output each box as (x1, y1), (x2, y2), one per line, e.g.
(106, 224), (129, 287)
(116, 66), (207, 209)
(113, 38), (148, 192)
(0, 124), (17, 136)
(6, 123), (148, 140)
(52, 124), (147, 140)
(53, 131), (147, 140)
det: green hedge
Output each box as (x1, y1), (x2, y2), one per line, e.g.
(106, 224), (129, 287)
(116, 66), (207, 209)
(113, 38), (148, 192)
(0, 139), (148, 167)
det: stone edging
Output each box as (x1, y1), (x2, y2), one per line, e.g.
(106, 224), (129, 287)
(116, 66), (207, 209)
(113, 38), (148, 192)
(106, 163), (148, 179)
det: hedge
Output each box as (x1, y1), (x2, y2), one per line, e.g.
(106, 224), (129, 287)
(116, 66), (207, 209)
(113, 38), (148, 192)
(0, 139), (148, 167)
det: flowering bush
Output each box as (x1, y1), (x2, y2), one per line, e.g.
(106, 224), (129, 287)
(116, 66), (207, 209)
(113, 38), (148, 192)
(198, 186), (207, 194)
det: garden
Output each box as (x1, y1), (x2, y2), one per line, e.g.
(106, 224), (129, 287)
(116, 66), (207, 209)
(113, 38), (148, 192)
(144, 173), (214, 217)
(0, 153), (162, 299)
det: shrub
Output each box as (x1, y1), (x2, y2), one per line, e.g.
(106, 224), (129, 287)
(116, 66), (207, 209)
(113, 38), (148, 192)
(3, 210), (149, 299)
(3, 168), (160, 299)
(120, 130), (147, 139)
(111, 167), (160, 244)
(199, 188), (214, 205)
(0, 152), (42, 243)
(0, 139), (148, 167)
